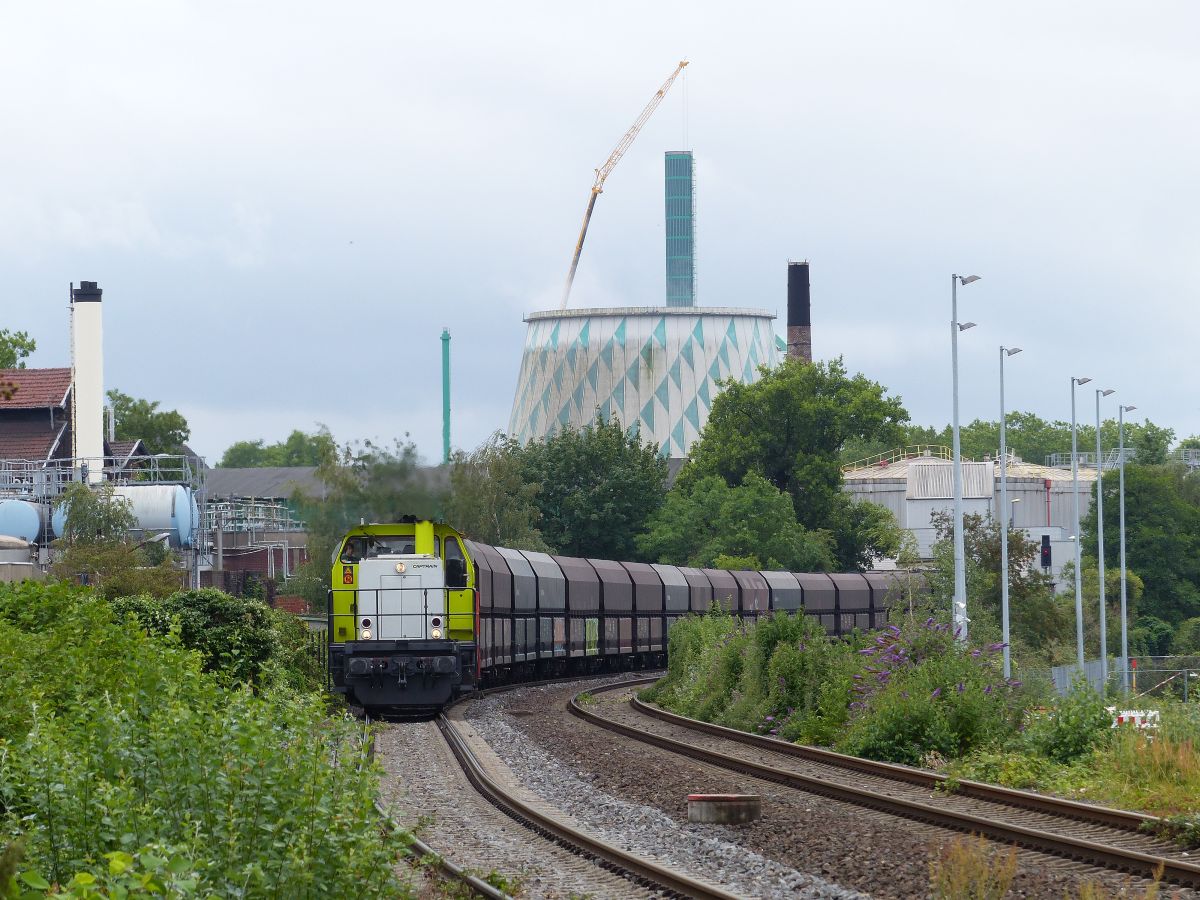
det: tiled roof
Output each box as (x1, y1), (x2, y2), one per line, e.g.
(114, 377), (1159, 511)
(0, 420), (67, 462)
(0, 368), (72, 410)
(107, 440), (144, 463)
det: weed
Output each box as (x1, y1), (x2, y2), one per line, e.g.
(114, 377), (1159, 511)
(1075, 861), (1162, 899)
(576, 691), (596, 705)
(929, 835), (1017, 900)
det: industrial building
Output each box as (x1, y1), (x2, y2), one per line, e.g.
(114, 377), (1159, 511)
(508, 306), (779, 458)
(664, 151), (696, 307)
(841, 447), (1097, 580)
(0, 282), (203, 581)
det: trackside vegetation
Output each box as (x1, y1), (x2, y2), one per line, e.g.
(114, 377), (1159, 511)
(646, 608), (1200, 826)
(0, 580), (414, 898)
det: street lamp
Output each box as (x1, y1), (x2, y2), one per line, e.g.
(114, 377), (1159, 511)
(951, 274), (982, 643)
(1095, 388), (1115, 689)
(999, 345), (1022, 678)
(1070, 375), (1092, 669)
(1118, 404), (1136, 692)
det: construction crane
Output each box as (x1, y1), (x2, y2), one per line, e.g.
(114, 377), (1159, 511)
(559, 60), (689, 310)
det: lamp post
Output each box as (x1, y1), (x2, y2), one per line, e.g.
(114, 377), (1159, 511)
(1118, 404), (1136, 692)
(1095, 388), (1115, 689)
(951, 274), (981, 643)
(1070, 375), (1092, 669)
(999, 346), (1022, 678)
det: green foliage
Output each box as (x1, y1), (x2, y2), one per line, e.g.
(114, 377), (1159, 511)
(0, 580), (405, 896)
(519, 416), (668, 559)
(110, 588), (322, 691)
(927, 510), (1066, 662)
(637, 472), (834, 571)
(1025, 679), (1111, 763)
(0, 328), (36, 369)
(1172, 617), (1200, 655)
(445, 432), (548, 550)
(53, 482), (138, 546)
(681, 357), (908, 570)
(1130, 615), (1175, 656)
(1084, 463), (1200, 626)
(295, 436), (442, 568)
(106, 389), (190, 454)
(217, 428), (337, 468)
(50, 544), (185, 600)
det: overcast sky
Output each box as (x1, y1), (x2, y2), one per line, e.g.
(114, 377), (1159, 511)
(3, 2), (1197, 465)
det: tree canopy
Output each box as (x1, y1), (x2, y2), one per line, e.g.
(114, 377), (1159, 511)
(637, 472), (834, 571)
(445, 433), (547, 550)
(107, 389), (190, 455)
(0, 329), (35, 370)
(218, 429), (337, 468)
(518, 416), (668, 560)
(678, 357), (908, 570)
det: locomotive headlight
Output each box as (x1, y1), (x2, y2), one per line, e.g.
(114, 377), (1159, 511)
(360, 628), (372, 640)
(430, 627), (443, 639)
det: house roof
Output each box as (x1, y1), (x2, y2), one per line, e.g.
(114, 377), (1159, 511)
(107, 440), (145, 465)
(0, 419), (68, 462)
(204, 466), (327, 500)
(0, 368), (72, 410)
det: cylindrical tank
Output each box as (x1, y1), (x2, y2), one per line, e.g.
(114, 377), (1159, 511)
(0, 500), (45, 543)
(0, 534), (34, 562)
(52, 484), (196, 548)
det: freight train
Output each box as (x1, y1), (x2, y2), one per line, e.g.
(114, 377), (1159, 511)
(326, 518), (924, 713)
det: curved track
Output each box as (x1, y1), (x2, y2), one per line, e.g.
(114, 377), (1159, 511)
(570, 680), (1200, 891)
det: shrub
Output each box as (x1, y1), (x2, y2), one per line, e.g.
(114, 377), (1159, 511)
(929, 836), (1017, 900)
(1025, 679), (1110, 763)
(0, 580), (407, 897)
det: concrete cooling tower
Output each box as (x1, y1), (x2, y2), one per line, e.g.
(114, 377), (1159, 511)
(508, 306), (778, 458)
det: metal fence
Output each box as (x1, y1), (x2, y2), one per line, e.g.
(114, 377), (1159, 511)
(1042, 656), (1200, 699)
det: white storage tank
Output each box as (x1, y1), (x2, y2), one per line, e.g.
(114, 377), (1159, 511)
(0, 534), (34, 562)
(52, 484), (197, 547)
(0, 500), (45, 543)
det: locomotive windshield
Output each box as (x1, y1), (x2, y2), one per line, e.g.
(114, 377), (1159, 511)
(340, 535), (441, 561)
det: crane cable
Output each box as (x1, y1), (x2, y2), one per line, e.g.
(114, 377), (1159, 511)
(559, 60), (689, 310)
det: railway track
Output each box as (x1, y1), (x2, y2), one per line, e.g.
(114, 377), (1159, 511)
(378, 673), (740, 899)
(570, 679), (1200, 892)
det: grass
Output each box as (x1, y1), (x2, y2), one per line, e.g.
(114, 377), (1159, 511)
(929, 835), (1017, 900)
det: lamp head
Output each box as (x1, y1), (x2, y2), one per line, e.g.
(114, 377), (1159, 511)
(1100, 388), (1115, 397)
(959, 322), (977, 331)
(1074, 376), (1092, 386)
(1011, 498), (1022, 503)
(1122, 405), (1137, 412)
(1004, 347), (1023, 356)
(957, 274), (982, 285)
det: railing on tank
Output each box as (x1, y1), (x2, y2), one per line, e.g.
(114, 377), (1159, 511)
(842, 445), (955, 473)
(333, 586), (474, 641)
(0, 453), (201, 501)
(1044, 448), (1200, 470)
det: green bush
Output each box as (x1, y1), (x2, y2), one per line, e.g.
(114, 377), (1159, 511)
(0, 581), (407, 897)
(1024, 679), (1111, 763)
(110, 588), (324, 693)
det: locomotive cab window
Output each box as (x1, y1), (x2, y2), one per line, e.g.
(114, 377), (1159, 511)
(359, 535), (439, 557)
(444, 537), (467, 588)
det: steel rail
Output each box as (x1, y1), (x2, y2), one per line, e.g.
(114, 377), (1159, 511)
(630, 694), (1156, 832)
(437, 700), (736, 899)
(569, 682), (1200, 889)
(375, 800), (512, 900)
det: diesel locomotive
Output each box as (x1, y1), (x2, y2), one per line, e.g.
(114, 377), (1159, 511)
(326, 518), (923, 713)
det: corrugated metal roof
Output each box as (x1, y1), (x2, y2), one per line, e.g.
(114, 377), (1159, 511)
(0, 368), (71, 410)
(907, 460), (993, 499)
(204, 467), (326, 500)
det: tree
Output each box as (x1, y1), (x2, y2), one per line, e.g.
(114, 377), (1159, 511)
(107, 389), (190, 454)
(638, 472), (835, 571)
(928, 510), (1067, 661)
(519, 416), (668, 560)
(49, 482), (183, 598)
(1129, 422), (1174, 466)
(681, 357), (908, 570)
(445, 433), (547, 550)
(293, 436), (443, 568)
(218, 429), (337, 468)
(0, 329), (36, 369)
(1083, 463), (1200, 625)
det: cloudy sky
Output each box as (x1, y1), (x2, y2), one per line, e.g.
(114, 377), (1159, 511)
(3, 2), (1197, 464)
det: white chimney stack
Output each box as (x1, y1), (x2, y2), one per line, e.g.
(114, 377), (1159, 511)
(70, 281), (104, 483)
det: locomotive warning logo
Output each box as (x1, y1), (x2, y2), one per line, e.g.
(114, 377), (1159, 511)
(342, 566), (353, 584)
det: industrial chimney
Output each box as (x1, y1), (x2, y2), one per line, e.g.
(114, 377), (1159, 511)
(70, 281), (104, 483)
(787, 261), (812, 363)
